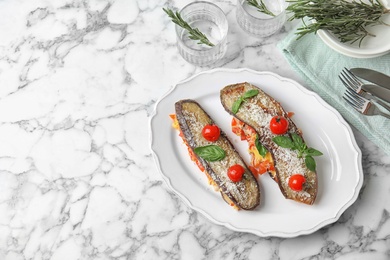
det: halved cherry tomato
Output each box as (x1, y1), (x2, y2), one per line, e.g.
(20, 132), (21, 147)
(227, 164), (245, 182)
(288, 174), (306, 191)
(202, 124), (220, 142)
(269, 116), (289, 135)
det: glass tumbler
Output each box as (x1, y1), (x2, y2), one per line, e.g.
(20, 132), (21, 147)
(175, 1), (228, 67)
(236, 0), (287, 38)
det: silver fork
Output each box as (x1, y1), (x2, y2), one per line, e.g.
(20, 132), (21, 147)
(339, 68), (390, 112)
(343, 88), (390, 119)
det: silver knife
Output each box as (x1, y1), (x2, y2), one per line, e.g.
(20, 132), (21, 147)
(350, 68), (390, 91)
(362, 84), (390, 103)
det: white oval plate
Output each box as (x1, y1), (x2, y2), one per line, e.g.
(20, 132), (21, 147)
(150, 68), (363, 238)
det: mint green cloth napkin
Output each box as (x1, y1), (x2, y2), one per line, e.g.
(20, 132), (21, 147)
(278, 27), (390, 156)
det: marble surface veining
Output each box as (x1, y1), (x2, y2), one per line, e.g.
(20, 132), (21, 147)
(0, 0), (389, 259)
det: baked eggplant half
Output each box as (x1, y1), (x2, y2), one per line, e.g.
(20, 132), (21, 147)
(220, 83), (320, 205)
(173, 99), (260, 210)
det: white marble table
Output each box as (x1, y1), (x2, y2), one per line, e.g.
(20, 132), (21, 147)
(1, 0), (389, 259)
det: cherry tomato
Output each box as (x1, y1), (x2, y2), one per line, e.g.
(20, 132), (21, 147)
(227, 164), (245, 182)
(288, 174), (306, 191)
(269, 116), (289, 135)
(202, 124), (220, 142)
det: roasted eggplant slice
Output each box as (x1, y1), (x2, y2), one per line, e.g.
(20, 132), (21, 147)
(220, 83), (318, 205)
(174, 99), (260, 210)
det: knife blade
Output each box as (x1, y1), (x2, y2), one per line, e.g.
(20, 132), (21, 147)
(350, 68), (390, 91)
(363, 84), (390, 103)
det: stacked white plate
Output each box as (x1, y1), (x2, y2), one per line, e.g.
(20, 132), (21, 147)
(317, 4), (390, 58)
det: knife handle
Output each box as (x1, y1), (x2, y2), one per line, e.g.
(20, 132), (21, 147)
(375, 99), (390, 113)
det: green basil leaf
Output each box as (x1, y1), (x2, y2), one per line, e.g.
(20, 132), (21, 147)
(194, 145), (226, 162)
(231, 89), (258, 114)
(305, 148), (323, 157)
(291, 133), (304, 149)
(305, 155), (316, 171)
(232, 98), (243, 114)
(272, 136), (295, 149)
(255, 135), (268, 157)
(242, 89), (259, 99)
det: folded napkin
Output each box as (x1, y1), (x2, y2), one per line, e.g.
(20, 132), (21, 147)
(278, 26), (390, 156)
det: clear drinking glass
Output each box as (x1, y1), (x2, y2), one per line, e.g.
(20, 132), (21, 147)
(236, 0), (287, 38)
(175, 1), (228, 67)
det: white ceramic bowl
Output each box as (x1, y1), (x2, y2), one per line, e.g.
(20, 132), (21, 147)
(317, 4), (390, 58)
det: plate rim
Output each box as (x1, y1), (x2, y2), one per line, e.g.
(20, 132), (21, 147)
(149, 67), (363, 237)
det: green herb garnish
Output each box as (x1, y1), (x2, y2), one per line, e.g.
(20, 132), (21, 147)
(163, 8), (215, 47)
(272, 133), (322, 171)
(247, 0), (276, 17)
(232, 89), (259, 114)
(194, 145), (226, 161)
(286, 0), (390, 46)
(255, 135), (268, 157)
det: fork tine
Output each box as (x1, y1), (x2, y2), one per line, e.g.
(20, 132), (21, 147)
(343, 67), (363, 85)
(345, 88), (365, 104)
(342, 81), (390, 118)
(343, 88), (371, 113)
(343, 68), (362, 86)
(343, 95), (361, 111)
(343, 91), (362, 111)
(339, 74), (356, 91)
(340, 68), (359, 91)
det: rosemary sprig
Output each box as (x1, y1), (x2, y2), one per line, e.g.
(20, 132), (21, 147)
(163, 8), (214, 47)
(246, 0), (276, 17)
(286, 0), (390, 46)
